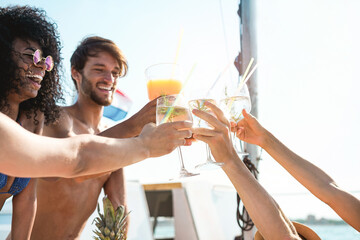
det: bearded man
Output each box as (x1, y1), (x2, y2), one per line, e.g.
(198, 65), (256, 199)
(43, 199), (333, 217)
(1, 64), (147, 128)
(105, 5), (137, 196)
(31, 36), (157, 239)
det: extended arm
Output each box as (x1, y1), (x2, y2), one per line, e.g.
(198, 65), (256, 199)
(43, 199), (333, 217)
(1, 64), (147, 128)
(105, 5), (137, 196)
(11, 179), (37, 240)
(191, 103), (300, 240)
(0, 113), (192, 178)
(236, 109), (360, 231)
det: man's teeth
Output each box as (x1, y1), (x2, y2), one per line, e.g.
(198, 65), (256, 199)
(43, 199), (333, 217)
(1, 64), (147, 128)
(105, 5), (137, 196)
(26, 75), (43, 83)
(98, 86), (112, 91)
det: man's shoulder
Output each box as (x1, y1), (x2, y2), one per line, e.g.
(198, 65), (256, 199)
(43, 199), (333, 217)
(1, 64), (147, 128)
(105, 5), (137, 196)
(43, 107), (74, 137)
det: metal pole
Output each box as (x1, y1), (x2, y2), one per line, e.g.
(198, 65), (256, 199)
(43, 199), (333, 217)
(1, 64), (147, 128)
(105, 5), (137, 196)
(240, 0), (258, 121)
(236, 0), (259, 239)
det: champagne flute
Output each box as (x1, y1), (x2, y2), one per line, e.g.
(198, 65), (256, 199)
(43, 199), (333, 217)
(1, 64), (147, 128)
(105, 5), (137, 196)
(156, 94), (199, 179)
(220, 84), (251, 156)
(188, 99), (224, 170)
(145, 63), (183, 100)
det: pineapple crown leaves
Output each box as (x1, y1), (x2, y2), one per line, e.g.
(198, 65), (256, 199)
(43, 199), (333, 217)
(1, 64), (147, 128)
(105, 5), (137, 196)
(115, 206), (130, 230)
(103, 197), (116, 229)
(92, 196), (129, 240)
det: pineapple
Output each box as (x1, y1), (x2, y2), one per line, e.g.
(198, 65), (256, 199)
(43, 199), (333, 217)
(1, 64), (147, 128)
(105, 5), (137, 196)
(93, 196), (129, 240)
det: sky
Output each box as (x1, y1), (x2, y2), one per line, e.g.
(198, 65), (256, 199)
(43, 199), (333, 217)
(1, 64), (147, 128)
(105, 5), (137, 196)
(1, 0), (360, 221)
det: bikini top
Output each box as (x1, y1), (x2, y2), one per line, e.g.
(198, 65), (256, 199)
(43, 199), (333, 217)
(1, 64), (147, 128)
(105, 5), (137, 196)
(0, 118), (30, 196)
(0, 173), (30, 196)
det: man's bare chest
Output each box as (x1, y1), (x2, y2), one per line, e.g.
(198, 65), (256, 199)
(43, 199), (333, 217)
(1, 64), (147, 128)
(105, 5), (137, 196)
(37, 173), (112, 211)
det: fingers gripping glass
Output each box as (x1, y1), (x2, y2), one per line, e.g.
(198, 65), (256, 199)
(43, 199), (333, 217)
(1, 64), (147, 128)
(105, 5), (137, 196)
(23, 49), (54, 72)
(156, 95), (199, 180)
(220, 84), (252, 156)
(188, 99), (224, 170)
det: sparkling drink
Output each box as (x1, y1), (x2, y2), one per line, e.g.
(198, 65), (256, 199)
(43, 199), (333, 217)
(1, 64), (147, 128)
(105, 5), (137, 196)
(220, 84), (252, 156)
(188, 98), (224, 170)
(156, 94), (198, 179)
(156, 106), (192, 125)
(188, 99), (216, 128)
(220, 96), (251, 123)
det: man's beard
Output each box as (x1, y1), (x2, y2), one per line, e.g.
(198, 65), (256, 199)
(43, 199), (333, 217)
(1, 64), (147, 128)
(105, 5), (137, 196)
(81, 74), (114, 106)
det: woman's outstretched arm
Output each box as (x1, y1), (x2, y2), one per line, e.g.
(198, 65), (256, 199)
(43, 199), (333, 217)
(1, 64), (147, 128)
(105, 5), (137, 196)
(0, 112), (192, 178)
(236, 109), (360, 231)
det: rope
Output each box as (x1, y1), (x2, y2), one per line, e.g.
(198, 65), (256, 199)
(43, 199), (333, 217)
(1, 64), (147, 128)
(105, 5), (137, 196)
(235, 155), (259, 240)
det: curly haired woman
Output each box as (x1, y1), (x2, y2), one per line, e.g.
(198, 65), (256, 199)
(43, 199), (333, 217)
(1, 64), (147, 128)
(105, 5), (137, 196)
(0, 5), (63, 239)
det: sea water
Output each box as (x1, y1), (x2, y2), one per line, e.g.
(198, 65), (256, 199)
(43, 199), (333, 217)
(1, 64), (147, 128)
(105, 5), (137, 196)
(0, 214), (11, 239)
(2, 216), (358, 240)
(308, 224), (360, 240)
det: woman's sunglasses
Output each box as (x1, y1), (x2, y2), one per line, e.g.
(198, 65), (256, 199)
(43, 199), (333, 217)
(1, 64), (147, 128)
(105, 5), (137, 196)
(23, 49), (54, 72)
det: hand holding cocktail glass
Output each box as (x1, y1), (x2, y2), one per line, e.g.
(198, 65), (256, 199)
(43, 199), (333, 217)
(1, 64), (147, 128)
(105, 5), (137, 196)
(220, 84), (251, 156)
(156, 94), (199, 179)
(139, 121), (193, 158)
(219, 59), (257, 156)
(188, 98), (224, 170)
(191, 101), (235, 164)
(146, 63), (199, 179)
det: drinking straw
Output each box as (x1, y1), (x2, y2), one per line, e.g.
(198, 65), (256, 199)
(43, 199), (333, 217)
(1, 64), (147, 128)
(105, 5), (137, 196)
(206, 57), (254, 98)
(226, 60), (258, 112)
(161, 28), (186, 123)
(236, 63), (258, 94)
(174, 28), (184, 64)
(240, 57), (254, 86)
(170, 28), (184, 78)
(161, 63), (197, 124)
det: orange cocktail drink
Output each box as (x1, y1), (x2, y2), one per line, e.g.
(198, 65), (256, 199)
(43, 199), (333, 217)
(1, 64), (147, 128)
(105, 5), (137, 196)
(147, 78), (182, 100)
(145, 63), (183, 100)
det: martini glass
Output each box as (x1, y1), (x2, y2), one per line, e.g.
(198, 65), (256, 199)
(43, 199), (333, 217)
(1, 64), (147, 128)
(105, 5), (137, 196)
(156, 94), (199, 179)
(220, 84), (251, 156)
(188, 99), (224, 170)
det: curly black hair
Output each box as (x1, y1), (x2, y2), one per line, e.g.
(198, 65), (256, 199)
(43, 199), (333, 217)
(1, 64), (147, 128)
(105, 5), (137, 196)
(0, 5), (64, 124)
